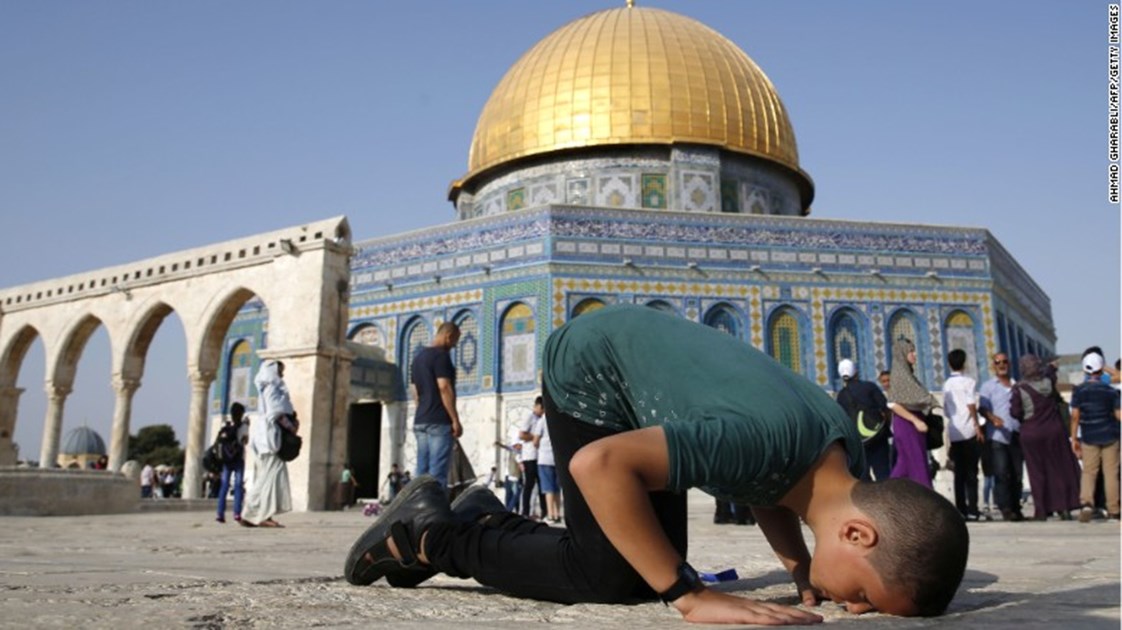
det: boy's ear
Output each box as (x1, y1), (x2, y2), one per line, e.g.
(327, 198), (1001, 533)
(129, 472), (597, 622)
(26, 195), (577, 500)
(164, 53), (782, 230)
(841, 519), (879, 550)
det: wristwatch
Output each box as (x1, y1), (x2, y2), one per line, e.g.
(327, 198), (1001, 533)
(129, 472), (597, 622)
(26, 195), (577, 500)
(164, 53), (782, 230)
(659, 561), (705, 605)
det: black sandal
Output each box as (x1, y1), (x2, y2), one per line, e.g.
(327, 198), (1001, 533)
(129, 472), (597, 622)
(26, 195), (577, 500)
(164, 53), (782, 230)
(343, 475), (452, 586)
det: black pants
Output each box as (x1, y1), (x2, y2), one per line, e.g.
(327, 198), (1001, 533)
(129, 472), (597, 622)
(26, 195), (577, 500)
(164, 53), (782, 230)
(424, 387), (688, 604)
(520, 460), (546, 518)
(949, 439), (981, 516)
(992, 434), (1025, 514)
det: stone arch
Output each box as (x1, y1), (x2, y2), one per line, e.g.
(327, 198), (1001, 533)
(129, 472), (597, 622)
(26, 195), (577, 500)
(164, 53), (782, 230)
(121, 299), (178, 381)
(51, 313), (106, 387)
(0, 324), (42, 389)
(0, 324), (44, 465)
(196, 287), (261, 377)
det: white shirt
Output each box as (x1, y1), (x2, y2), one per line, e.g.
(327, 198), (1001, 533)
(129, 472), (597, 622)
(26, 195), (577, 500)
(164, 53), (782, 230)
(534, 415), (554, 467)
(943, 371), (978, 442)
(518, 412), (542, 461)
(140, 464), (155, 486)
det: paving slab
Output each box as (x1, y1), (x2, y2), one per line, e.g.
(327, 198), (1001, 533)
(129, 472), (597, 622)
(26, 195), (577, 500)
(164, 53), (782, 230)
(0, 490), (1117, 629)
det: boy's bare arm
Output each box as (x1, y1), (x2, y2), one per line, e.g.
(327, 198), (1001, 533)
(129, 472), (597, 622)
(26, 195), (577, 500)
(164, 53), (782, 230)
(751, 505), (820, 607)
(570, 427), (822, 626)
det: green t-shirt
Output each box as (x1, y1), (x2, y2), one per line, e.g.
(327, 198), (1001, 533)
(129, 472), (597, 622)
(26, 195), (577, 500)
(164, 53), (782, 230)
(542, 304), (865, 506)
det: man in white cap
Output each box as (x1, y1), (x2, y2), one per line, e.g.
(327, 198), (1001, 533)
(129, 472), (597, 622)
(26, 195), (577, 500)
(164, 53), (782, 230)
(834, 358), (892, 481)
(1069, 351), (1121, 522)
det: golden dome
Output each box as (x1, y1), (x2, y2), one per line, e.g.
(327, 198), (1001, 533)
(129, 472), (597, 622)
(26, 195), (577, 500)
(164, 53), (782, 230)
(457, 5), (812, 208)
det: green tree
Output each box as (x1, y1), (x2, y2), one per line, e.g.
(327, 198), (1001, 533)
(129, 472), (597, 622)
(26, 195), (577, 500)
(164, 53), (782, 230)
(128, 424), (184, 467)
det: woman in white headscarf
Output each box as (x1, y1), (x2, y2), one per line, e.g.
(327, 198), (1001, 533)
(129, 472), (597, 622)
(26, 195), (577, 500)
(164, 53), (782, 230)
(241, 360), (295, 527)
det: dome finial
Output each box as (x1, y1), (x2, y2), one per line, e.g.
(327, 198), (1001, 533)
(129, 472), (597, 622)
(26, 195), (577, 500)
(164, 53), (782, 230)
(626, 0), (634, 7)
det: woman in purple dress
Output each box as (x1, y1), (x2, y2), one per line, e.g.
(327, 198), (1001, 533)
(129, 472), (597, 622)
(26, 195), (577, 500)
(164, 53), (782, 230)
(1010, 355), (1081, 520)
(888, 338), (940, 488)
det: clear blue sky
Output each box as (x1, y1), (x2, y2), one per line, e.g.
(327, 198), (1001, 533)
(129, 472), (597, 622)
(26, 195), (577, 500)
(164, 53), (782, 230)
(1, 1), (1117, 459)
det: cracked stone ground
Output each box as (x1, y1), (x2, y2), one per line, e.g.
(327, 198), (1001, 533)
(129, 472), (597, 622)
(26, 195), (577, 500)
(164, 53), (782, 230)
(0, 490), (1117, 629)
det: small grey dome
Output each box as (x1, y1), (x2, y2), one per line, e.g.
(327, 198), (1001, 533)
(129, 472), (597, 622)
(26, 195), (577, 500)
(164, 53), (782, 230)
(60, 426), (107, 456)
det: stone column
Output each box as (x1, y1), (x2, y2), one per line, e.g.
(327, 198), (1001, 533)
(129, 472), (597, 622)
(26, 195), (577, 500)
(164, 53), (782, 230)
(181, 370), (214, 499)
(39, 382), (72, 468)
(0, 386), (25, 466)
(108, 377), (141, 472)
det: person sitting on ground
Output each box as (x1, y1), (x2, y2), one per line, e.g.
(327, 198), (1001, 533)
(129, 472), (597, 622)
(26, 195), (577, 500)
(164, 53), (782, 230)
(345, 305), (968, 624)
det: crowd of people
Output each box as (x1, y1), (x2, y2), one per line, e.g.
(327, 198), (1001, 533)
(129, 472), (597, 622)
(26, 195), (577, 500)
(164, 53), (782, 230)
(835, 344), (1120, 523)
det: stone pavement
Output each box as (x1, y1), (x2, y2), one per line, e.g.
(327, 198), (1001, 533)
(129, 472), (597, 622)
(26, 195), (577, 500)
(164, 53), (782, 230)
(0, 489), (1117, 629)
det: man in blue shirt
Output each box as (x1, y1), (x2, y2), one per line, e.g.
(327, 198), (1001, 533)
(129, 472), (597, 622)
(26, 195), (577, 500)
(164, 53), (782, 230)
(1070, 352), (1121, 522)
(411, 322), (463, 487)
(978, 352), (1025, 522)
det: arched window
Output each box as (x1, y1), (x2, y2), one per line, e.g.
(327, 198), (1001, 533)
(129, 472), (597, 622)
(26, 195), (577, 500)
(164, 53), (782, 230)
(645, 300), (677, 315)
(767, 308), (802, 374)
(828, 310), (861, 388)
(572, 298), (606, 318)
(944, 310), (978, 378)
(401, 318), (430, 399)
(501, 303), (537, 389)
(452, 310), (480, 392)
(996, 312), (1009, 355)
(350, 323), (383, 349)
(888, 309), (922, 374)
(226, 339), (254, 410)
(704, 304), (741, 339)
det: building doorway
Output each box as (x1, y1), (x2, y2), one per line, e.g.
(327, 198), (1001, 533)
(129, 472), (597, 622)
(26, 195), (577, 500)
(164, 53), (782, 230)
(347, 402), (382, 500)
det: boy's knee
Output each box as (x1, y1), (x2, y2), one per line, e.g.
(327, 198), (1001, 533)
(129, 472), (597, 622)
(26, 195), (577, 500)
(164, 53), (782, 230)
(569, 443), (608, 485)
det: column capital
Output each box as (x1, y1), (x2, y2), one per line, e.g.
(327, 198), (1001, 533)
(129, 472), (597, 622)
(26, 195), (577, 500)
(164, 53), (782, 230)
(44, 382), (72, 400)
(188, 370), (216, 389)
(111, 377), (142, 396)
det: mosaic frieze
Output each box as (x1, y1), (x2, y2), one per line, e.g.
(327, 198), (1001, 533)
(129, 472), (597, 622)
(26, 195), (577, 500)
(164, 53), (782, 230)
(548, 216), (989, 256)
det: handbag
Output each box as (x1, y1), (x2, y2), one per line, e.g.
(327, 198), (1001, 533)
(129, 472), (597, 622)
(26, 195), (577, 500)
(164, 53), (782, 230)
(924, 412), (945, 450)
(277, 426), (303, 462)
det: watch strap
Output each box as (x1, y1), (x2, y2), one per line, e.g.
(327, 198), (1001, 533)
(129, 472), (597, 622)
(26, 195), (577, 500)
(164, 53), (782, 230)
(659, 561), (703, 605)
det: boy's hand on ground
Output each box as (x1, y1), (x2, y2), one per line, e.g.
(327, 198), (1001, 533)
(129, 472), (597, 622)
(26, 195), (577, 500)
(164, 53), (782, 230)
(791, 568), (823, 607)
(674, 588), (823, 625)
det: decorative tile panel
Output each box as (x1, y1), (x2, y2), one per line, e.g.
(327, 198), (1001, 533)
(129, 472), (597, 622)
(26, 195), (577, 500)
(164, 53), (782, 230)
(680, 171), (716, 212)
(596, 174), (638, 208)
(641, 174), (668, 209)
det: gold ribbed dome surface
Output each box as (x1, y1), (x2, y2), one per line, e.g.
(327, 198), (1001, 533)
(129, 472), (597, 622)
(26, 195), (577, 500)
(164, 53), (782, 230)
(464, 5), (806, 190)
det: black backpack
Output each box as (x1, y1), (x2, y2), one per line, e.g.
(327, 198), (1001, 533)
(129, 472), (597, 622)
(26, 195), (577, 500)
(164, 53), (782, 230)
(215, 422), (244, 464)
(838, 381), (890, 444)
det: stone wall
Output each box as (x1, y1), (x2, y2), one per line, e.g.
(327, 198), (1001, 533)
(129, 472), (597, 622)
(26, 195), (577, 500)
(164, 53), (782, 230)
(0, 468), (138, 516)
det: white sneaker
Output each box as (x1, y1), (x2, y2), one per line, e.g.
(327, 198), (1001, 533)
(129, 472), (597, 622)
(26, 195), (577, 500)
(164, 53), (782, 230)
(1079, 506), (1094, 523)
